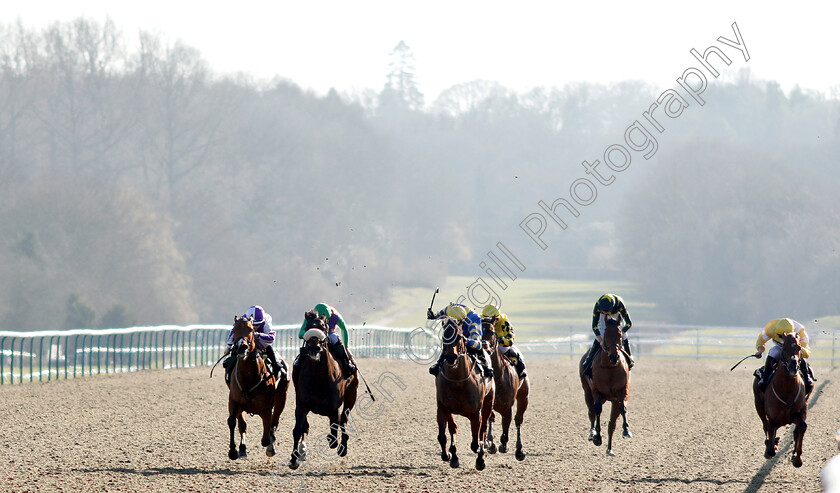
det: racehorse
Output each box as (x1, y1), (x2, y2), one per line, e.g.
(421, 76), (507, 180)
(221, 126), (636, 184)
(435, 317), (495, 470)
(579, 314), (632, 456)
(481, 319), (529, 460)
(226, 315), (290, 460)
(289, 311), (358, 470)
(753, 332), (808, 467)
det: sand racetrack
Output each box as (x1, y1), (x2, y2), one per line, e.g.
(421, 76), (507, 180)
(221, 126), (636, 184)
(1, 358), (837, 492)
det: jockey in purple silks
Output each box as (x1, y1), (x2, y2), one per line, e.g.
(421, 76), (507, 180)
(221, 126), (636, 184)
(223, 305), (287, 383)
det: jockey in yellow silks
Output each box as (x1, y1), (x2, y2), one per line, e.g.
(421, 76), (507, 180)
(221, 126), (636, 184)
(481, 304), (527, 378)
(755, 318), (815, 394)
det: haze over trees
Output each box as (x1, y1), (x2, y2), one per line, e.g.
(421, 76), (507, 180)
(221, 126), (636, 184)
(1, 19), (838, 330)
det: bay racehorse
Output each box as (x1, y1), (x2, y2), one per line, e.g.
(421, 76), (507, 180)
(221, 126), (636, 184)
(289, 311), (358, 469)
(435, 316), (495, 470)
(226, 315), (290, 460)
(579, 314), (632, 456)
(753, 332), (808, 467)
(481, 319), (529, 460)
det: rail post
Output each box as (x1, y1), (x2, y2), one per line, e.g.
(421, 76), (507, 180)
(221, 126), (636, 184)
(0, 336), (6, 385)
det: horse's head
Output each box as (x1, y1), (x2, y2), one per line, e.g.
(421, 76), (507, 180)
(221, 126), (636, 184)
(301, 310), (328, 361)
(602, 315), (623, 366)
(441, 317), (465, 365)
(481, 316), (497, 350)
(232, 315), (256, 359)
(780, 333), (801, 377)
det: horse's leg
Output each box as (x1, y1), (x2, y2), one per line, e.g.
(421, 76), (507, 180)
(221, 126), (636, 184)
(514, 378), (529, 461)
(448, 414), (459, 469)
(792, 411), (808, 468)
(606, 400), (621, 456)
(227, 401), (239, 460)
(237, 414), (248, 458)
(471, 411), (486, 471)
(620, 400), (632, 438)
(582, 379), (597, 442)
(592, 394), (603, 447)
(499, 407), (512, 454)
(338, 378), (358, 457)
(261, 411), (275, 457)
(437, 406), (451, 462)
(289, 408), (307, 470)
(327, 409), (340, 449)
(764, 422), (778, 459)
(486, 412), (497, 454)
(475, 387), (493, 471)
(470, 411), (481, 453)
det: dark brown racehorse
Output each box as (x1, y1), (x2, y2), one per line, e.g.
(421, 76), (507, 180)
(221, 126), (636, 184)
(481, 320), (529, 460)
(579, 315), (631, 456)
(435, 317), (495, 470)
(753, 333), (808, 467)
(289, 311), (359, 469)
(226, 315), (290, 460)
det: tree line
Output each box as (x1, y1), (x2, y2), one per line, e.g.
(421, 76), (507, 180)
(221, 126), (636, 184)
(1, 19), (838, 330)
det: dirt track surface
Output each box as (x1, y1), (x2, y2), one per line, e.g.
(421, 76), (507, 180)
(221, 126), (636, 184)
(1, 358), (838, 492)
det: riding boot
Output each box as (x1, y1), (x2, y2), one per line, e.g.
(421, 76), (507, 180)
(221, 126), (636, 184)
(223, 354), (236, 383)
(757, 356), (776, 392)
(263, 345), (287, 382)
(477, 348), (494, 378)
(622, 339), (635, 369)
(505, 346), (527, 378)
(583, 340), (601, 377)
(329, 340), (357, 377)
(429, 352), (445, 376)
(799, 358), (815, 394)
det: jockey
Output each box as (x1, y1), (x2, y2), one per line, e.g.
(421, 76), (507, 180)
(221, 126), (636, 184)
(427, 302), (493, 378)
(756, 318), (815, 394)
(297, 303), (357, 377)
(223, 305), (287, 383)
(481, 304), (527, 379)
(582, 293), (634, 377)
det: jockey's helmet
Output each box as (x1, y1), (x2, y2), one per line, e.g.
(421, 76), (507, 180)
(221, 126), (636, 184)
(481, 304), (500, 318)
(245, 305), (265, 325)
(597, 295), (616, 313)
(444, 304), (468, 321)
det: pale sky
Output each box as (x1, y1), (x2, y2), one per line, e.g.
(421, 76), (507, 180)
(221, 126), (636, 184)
(4, 1), (838, 101)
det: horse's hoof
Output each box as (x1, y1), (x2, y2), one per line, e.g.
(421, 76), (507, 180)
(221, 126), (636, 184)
(593, 436), (602, 446)
(476, 458), (486, 471)
(238, 451), (247, 459)
(228, 449), (239, 460)
(328, 436), (338, 449)
(606, 449), (616, 456)
(623, 430), (633, 438)
(488, 443), (497, 454)
(338, 444), (347, 457)
(588, 430), (596, 441)
(289, 460), (300, 470)
(515, 450), (525, 461)
(266, 448), (275, 458)
(793, 457), (803, 468)
(774, 437), (780, 445)
(499, 443), (508, 454)
(441, 453), (451, 462)
(450, 456), (460, 468)
(764, 450), (775, 459)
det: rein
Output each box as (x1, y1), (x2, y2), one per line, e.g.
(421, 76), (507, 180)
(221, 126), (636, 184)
(232, 357), (271, 394)
(770, 378), (802, 408)
(768, 352), (803, 408)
